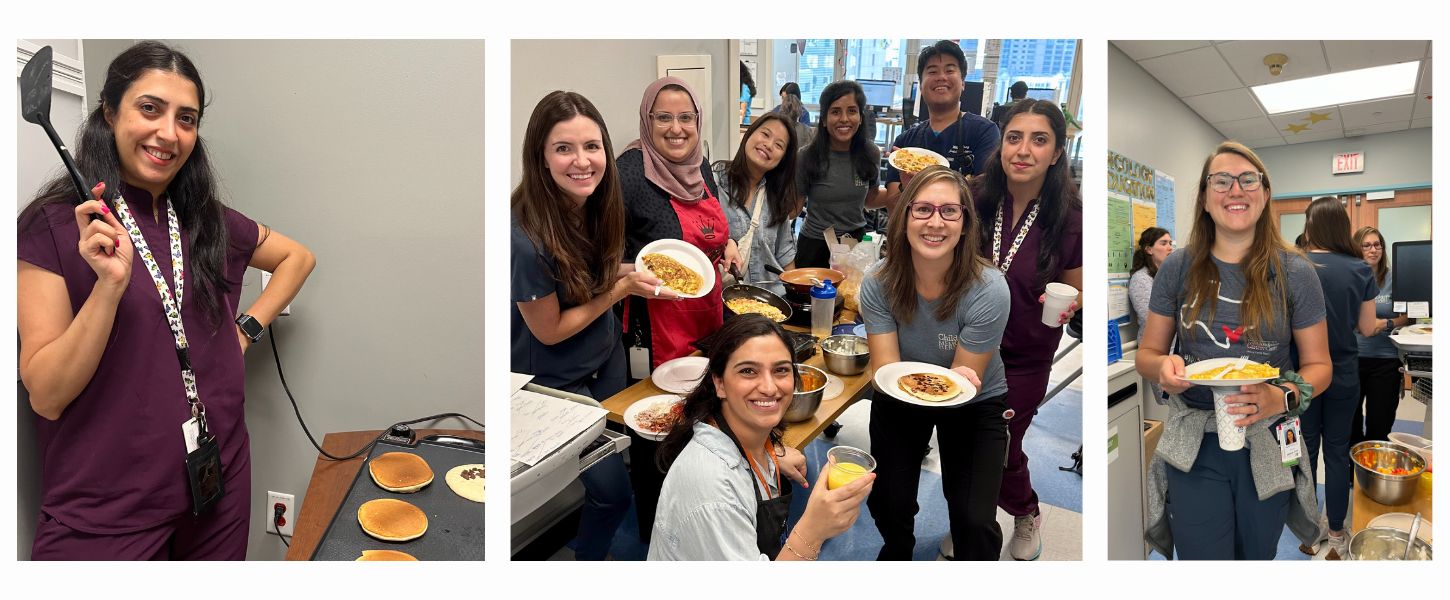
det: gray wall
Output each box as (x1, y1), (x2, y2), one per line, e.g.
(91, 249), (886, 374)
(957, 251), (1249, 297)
(20, 39), (485, 560)
(1255, 128), (1433, 196)
(510, 39), (732, 186)
(1107, 43), (1226, 240)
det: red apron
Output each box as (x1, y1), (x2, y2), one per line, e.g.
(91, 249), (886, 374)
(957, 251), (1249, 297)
(645, 188), (727, 368)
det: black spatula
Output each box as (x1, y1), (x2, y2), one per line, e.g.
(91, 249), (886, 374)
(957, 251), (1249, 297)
(21, 45), (102, 212)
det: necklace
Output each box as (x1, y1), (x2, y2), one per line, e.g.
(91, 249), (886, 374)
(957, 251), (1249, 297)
(992, 199), (1041, 273)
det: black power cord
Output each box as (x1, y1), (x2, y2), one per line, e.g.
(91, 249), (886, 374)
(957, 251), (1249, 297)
(267, 323), (483, 461)
(273, 503), (290, 548)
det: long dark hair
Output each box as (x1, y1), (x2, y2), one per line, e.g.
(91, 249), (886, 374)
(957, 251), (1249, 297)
(880, 166), (991, 323)
(802, 80), (879, 187)
(712, 113), (800, 227)
(1132, 227), (1170, 276)
(1182, 141), (1296, 341)
(739, 61), (757, 97)
(1353, 226), (1389, 286)
(19, 41), (231, 327)
(656, 316), (799, 473)
(1304, 196), (1360, 258)
(511, 91), (625, 306)
(974, 99), (1081, 289)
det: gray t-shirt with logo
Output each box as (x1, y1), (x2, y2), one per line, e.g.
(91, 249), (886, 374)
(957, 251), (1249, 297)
(860, 264), (1010, 401)
(1150, 249), (1326, 409)
(798, 149), (879, 239)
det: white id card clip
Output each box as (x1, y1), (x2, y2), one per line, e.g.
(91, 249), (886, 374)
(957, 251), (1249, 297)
(182, 417), (202, 454)
(1276, 417), (1303, 467)
(629, 346), (651, 380)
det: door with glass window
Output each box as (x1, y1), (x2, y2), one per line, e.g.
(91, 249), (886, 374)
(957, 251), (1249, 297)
(1272, 189), (1432, 252)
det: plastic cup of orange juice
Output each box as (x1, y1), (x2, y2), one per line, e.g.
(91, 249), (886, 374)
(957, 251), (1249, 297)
(826, 446), (876, 490)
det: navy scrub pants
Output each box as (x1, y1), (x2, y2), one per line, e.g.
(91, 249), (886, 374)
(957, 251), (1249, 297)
(1166, 433), (1290, 560)
(1301, 374), (1358, 532)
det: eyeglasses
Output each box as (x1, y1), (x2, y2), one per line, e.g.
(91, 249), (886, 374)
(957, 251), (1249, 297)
(649, 112), (698, 128)
(1361, 242), (1384, 250)
(1206, 171), (1263, 193)
(907, 202), (965, 221)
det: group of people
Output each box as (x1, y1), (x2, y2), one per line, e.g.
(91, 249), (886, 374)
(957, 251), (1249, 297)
(17, 41), (316, 559)
(1133, 141), (1410, 560)
(512, 39), (1082, 560)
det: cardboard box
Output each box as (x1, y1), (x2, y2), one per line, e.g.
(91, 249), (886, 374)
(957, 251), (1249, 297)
(1143, 419), (1163, 469)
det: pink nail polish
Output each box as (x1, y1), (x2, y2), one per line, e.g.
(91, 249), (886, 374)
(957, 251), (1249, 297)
(101, 204), (110, 214)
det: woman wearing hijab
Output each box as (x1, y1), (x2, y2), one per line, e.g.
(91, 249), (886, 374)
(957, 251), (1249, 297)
(617, 77), (741, 371)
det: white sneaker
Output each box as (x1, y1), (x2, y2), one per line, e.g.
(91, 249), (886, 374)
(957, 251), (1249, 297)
(1009, 513), (1042, 561)
(1300, 512), (1331, 555)
(1325, 531), (1348, 561)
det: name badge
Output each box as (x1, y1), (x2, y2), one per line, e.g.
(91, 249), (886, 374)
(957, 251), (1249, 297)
(1276, 417), (1303, 467)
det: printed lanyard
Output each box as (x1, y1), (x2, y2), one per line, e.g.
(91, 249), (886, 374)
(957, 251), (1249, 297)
(992, 199), (1040, 274)
(742, 441), (782, 501)
(114, 196), (205, 419)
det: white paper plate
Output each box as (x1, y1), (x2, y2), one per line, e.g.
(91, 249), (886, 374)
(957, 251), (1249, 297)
(634, 238), (715, 299)
(1179, 357), (1276, 387)
(1404, 324), (1434, 335)
(652, 356), (709, 394)
(872, 361), (977, 407)
(623, 394), (685, 442)
(888, 147), (950, 173)
(823, 373), (845, 401)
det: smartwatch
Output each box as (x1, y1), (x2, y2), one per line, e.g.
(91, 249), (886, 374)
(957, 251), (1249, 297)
(1279, 383), (1300, 415)
(235, 314), (265, 343)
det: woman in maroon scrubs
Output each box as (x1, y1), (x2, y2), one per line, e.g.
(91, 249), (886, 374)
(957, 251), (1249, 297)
(971, 99), (1082, 561)
(17, 41), (315, 560)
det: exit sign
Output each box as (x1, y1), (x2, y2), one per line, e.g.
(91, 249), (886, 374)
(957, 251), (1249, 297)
(1333, 152), (1364, 174)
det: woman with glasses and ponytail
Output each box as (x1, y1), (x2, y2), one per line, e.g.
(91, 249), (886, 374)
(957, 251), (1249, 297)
(1351, 226), (1410, 444)
(1136, 141), (1331, 560)
(860, 166), (1010, 560)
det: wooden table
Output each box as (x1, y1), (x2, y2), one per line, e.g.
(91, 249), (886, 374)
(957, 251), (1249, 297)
(1351, 475), (1432, 533)
(284, 428), (485, 560)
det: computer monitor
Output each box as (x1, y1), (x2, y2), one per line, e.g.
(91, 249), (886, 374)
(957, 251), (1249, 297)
(857, 79), (895, 111)
(1025, 87), (1056, 102)
(960, 81), (984, 116)
(1392, 240), (1432, 307)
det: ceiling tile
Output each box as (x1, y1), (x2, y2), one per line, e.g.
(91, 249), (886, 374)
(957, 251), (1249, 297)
(1183, 88), (1265, 122)
(1112, 40), (1212, 61)
(1284, 128), (1348, 144)
(1340, 96), (1417, 129)
(1324, 40), (1429, 71)
(1217, 40), (1329, 87)
(1268, 108), (1344, 131)
(1214, 116), (1279, 140)
(1139, 46), (1243, 97)
(1411, 118), (1432, 129)
(1344, 122), (1410, 138)
(1243, 136), (1286, 148)
(1418, 58), (1432, 95)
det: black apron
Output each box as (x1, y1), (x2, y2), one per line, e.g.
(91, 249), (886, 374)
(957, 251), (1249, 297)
(716, 419), (794, 558)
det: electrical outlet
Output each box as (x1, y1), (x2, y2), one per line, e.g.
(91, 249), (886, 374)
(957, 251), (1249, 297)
(267, 491), (295, 537)
(261, 271), (291, 316)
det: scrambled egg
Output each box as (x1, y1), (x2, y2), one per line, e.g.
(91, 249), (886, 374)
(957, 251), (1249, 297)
(726, 298), (786, 322)
(643, 253), (703, 295)
(1188, 363), (1280, 380)
(892, 148), (939, 173)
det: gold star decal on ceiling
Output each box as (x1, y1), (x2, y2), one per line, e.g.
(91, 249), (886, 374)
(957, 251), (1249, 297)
(1285, 123), (1310, 134)
(1305, 111), (1332, 124)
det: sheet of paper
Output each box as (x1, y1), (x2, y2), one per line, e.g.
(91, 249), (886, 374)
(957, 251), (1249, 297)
(510, 390), (606, 466)
(510, 372), (535, 396)
(1408, 302), (1430, 319)
(1109, 278), (1131, 323)
(1394, 302), (1407, 313)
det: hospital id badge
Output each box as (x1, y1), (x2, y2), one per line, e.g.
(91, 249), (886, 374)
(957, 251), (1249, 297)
(1276, 417), (1303, 467)
(185, 433), (225, 516)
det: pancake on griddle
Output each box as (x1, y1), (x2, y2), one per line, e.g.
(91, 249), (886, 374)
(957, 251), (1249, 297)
(368, 451), (434, 493)
(356, 549), (419, 561)
(358, 498), (428, 542)
(444, 464), (485, 503)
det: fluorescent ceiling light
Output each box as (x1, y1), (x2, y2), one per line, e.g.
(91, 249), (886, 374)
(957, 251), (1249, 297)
(1251, 61), (1420, 114)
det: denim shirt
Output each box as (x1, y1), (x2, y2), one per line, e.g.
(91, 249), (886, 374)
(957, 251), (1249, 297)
(648, 422), (779, 561)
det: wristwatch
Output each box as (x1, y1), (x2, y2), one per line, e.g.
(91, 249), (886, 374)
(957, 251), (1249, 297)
(1385, 318), (1394, 334)
(235, 314), (265, 343)
(1278, 383), (1300, 415)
